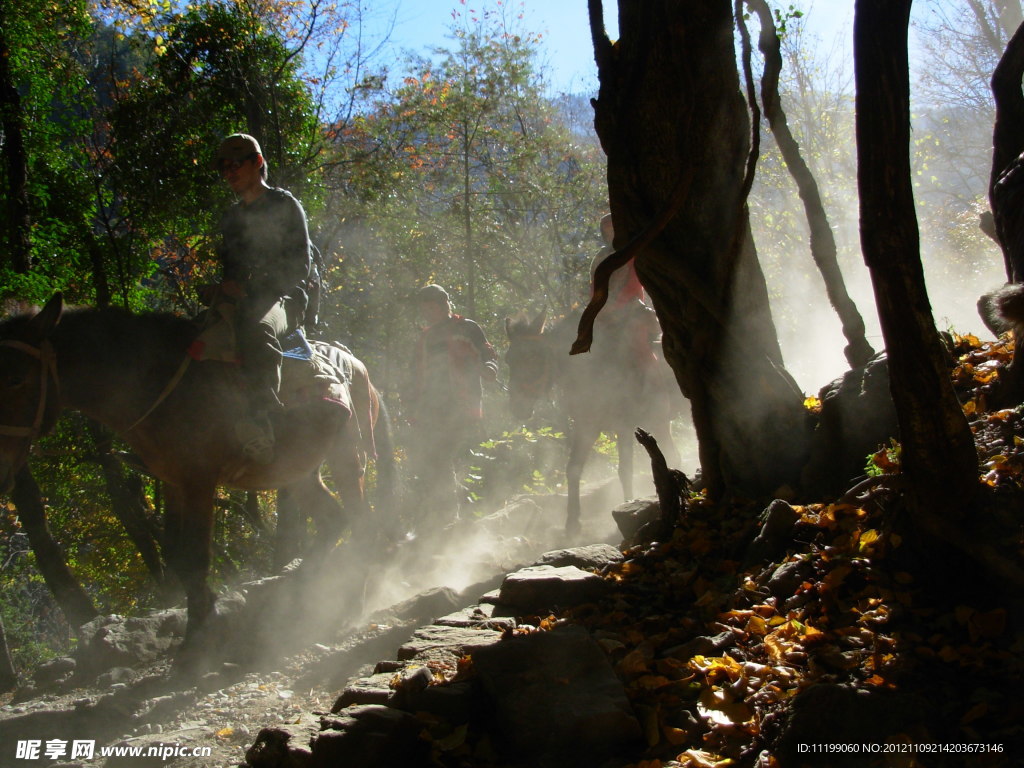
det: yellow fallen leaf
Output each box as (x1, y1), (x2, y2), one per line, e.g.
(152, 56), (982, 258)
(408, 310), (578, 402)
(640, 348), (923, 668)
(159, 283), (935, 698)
(677, 748), (736, 767)
(764, 634), (788, 665)
(858, 528), (880, 553)
(745, 614), (768, 636)
(698, 687), (753, 725)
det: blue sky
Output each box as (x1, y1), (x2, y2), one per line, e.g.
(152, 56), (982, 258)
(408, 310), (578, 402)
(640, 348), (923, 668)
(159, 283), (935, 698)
(376, 1), (616, 93)
(375, 1), (858, 94)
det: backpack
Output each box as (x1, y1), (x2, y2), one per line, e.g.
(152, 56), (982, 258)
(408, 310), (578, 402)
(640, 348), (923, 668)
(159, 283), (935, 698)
(304, 242), (326, 329)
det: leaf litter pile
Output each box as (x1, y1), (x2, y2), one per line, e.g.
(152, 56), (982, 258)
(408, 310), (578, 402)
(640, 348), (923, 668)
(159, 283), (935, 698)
(423, 332), (1024, 768)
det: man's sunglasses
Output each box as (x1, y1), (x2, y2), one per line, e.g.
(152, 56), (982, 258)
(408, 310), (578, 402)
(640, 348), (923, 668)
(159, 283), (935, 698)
(217, 153), (257, 173)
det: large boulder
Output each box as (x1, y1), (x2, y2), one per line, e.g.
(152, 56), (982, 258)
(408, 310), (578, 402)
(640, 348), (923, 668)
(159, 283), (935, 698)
(396, 624), (504, 664)
(311, 705), (429, 768)
(801, 352), (898, 497)
(471, 623), (642, 766)
(245, 713), (320, 768)
(496, 565), (609, 613)
(75, 611), (187, 675)
(533, 543), (624, 571)
(611, 498), (661, 543)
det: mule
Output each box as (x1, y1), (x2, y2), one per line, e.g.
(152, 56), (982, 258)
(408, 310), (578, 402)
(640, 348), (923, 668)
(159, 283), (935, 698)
(505, 309), (679, 535)
(0, 294), (386, 649)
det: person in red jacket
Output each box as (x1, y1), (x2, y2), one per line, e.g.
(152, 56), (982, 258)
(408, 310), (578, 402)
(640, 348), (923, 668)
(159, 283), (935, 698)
(589, 213), (660, 374)
(405, 284), (498, 525)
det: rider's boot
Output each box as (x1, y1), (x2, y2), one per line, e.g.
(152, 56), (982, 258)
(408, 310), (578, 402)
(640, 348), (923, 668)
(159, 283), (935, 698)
(236, 384), (284, 465)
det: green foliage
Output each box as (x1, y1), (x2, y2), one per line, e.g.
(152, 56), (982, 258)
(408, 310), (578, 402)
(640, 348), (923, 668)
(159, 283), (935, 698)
(461, 424), (623, 506)
(0, 500), (73, 670)
(0, 0), (100, 304)
(467, 426), (568, 501)
(314, 4), (607, 385)
(773, 5), (804, 37)
(105, 1), (323, 311)
(210, 490), (275, 584)
(865, 439), (902, 477)
(30, 416), (158, 612)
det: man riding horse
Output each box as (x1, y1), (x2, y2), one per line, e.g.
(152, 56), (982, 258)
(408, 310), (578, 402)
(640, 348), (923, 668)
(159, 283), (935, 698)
(209, 133), (313, 464)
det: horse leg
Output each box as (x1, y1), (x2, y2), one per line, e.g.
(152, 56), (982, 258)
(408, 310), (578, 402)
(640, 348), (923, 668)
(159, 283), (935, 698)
(565, 421), (600, 537)
(308, 471), (347, 551)
(618, 429), (634, 501)
(330, 441), (372, 542)
(283, 471), (345, 561)
(275, 485), (305, 570)
(162, 481), (216, 646)
(650, 368), (682, 468)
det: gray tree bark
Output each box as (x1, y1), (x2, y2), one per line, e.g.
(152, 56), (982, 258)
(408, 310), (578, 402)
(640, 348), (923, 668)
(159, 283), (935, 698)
(586, 0), (811, 499)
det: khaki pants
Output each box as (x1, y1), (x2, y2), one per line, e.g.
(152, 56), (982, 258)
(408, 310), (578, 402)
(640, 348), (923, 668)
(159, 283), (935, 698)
(236, 297), (293, 409)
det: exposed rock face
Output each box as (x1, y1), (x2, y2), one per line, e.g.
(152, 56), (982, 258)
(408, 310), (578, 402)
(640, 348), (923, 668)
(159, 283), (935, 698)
(612, 498), (662, 542)
(311, 705), (429, 768)
(395, 624), (505, 664)
(267, 545), (641, 768)
(801, 352), (898, 497)
(496, 564), (609, 613)
(471, 623), (643, 766)
(76, 611), (187, 676)
(245, 712), (320, 768)
(533, 542), (624, 570)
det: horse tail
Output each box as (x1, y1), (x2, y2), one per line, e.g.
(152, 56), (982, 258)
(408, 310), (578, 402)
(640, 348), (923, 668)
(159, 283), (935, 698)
(369, 385), (398, 514)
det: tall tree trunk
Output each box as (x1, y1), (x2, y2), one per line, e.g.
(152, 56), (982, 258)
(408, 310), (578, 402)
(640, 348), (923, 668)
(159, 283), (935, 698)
(587, 0), (810, 499)
(10, 468), (99, 630)
(854, 0), (980, 523)
(989, 19), (1024, 403)
(86, 234), (112, 309)
(747, 0), (875, 369)
(989, 18), (1024, 281)
(0, 615), (17, 691)
(0, 16), (32, 274)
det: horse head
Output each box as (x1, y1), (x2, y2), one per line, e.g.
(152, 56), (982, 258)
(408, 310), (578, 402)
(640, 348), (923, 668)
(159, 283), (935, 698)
(504, 311), (552, 421)
(0, 293), (64, 493)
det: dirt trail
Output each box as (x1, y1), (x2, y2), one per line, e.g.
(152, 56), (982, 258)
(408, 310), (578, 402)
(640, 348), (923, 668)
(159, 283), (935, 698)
(0, 478), (637, 767)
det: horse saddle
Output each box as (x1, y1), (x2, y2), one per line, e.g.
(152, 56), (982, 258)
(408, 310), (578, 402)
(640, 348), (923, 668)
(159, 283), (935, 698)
(187, 303), (348, 412)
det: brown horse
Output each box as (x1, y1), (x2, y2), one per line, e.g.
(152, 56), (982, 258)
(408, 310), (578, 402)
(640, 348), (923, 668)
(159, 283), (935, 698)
(505, 309), (679, 535)
(0, 294), (386, 648)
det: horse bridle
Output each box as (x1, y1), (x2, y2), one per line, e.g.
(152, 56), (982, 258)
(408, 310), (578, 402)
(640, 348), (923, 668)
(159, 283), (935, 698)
(0, 339), (59, 440)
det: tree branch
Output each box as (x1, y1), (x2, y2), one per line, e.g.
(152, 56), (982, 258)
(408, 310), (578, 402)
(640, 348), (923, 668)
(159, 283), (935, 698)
(588, 0), (615, 78)
(747, 0), (875, 368)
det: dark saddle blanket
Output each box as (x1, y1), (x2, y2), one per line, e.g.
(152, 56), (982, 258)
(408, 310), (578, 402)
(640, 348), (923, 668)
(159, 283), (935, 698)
(187, 304), (348, 412)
